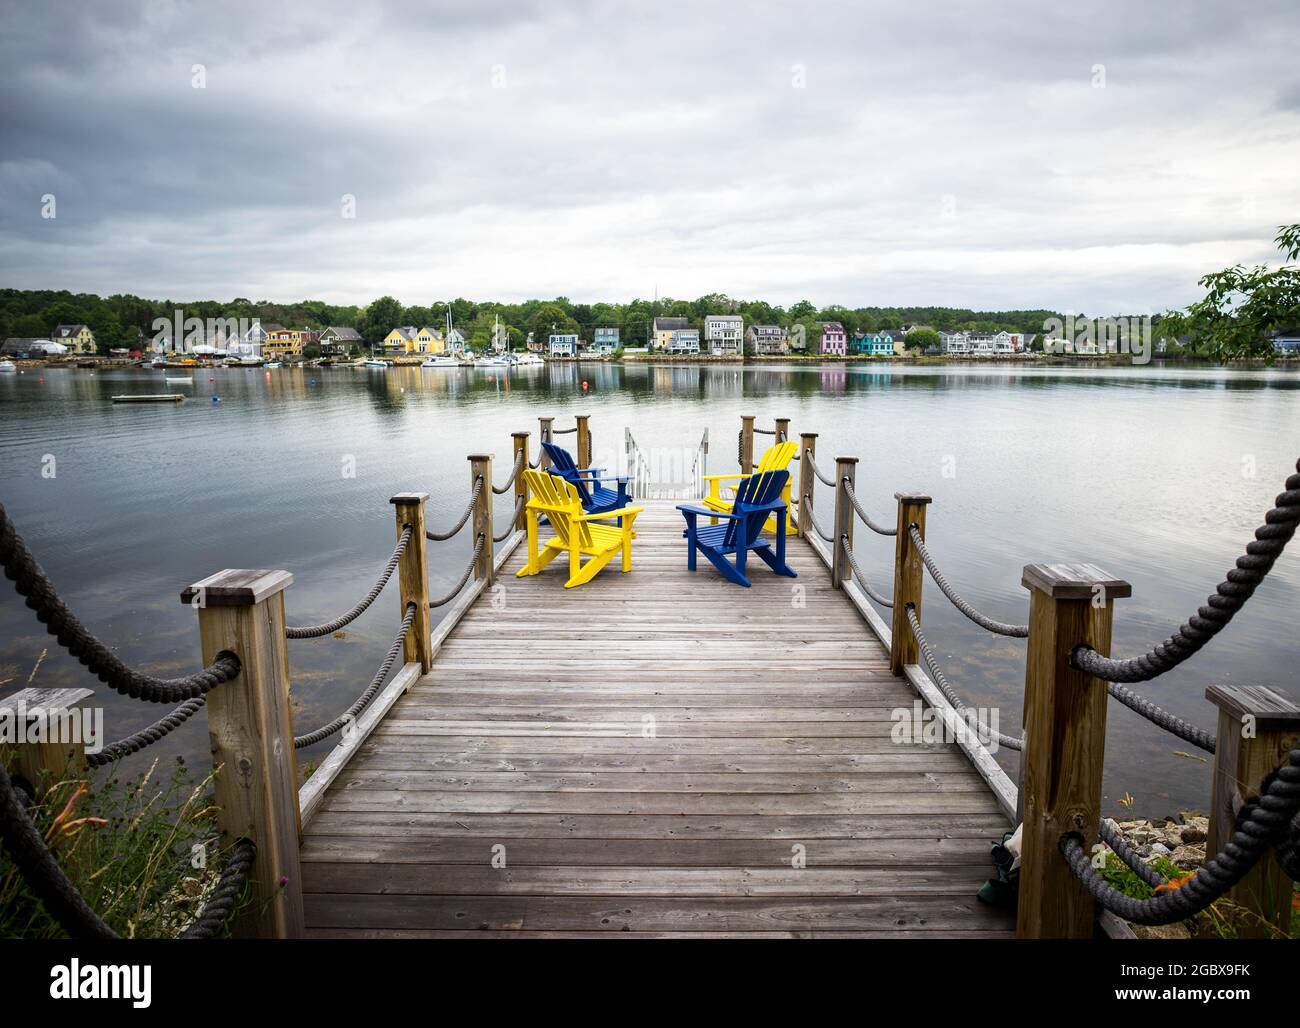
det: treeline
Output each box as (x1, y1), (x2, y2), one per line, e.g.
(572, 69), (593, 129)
(0, 287), (1070, 353)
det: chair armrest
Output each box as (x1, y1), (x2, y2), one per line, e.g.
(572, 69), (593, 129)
(575, 465), (606, 476)
(676, 503), (742, 521)
(701, 473), (745, 483)
(575, 505), (643, 522)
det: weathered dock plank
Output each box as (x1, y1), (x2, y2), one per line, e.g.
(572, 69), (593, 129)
(301, 501), (1014, 937)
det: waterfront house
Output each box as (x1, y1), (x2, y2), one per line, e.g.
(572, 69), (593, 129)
(383, 326), (444, 355)
(1273, 331), (1300, 356)
(867, 331), (899, 356)
(445, 327), (466, 354)
(941, 331), (970, 354)
(52, 324), (96, 354)
(668, 328), (701, 354)
(703, 314), (744, 356)
(592, 326), (620, 353)
(2, 338), (63, 358)
(549, 333), (578, 358)
(652, 317), (690, 351)
(319, 326), (362, 356)
(747, 324), (788, 355)
(264, 324), (302, 359)
(818, 321), (847, 356)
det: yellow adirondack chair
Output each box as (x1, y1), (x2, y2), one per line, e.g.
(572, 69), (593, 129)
(516, 470), (644, 588)
(700, 440), (799, 535)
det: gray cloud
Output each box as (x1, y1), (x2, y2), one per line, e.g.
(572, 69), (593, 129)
(1, 0), (1298, 312)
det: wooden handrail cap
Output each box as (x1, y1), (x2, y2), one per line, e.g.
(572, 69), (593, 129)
(894, 492), (932, 503)
(0, 687), (94, 716)
(800, 431), (818, 438)
(1020, 562), (1132, 600)
(389, 492), (429, 505)
(1205, 685), (1300, 728)
(466, 453), (494, 461)
(511, 430), (530, 438)
(181, 569), (293, 607)
(836, 456), (860, 464)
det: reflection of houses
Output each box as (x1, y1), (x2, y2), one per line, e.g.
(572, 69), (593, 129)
(591, 326), (620, 353)
(747, 324), (787, 355)
(703, 315), (743, 356)
(1272, 331), (1300, 356)
(320, 326), (362, 355)
(652, 316), (690, 350)
(52, 324), (96, 354)
(667, 328), (700, 354)
(548, 332), (578, 358)
(818, 321), (847, 356)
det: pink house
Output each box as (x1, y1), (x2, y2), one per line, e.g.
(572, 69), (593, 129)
(818, 321), (847, 355)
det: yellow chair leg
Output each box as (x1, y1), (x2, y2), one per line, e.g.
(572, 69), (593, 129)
(566, 547), (617, 588)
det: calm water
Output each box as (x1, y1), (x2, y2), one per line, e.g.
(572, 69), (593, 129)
(1, 361), (1297, 817)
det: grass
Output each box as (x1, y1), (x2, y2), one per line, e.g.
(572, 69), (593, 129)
(0, 757), (248, 939)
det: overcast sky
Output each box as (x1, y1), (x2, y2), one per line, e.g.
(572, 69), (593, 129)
(1, 0), (1298, 314)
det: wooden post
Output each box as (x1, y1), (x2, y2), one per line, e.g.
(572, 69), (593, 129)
(576, 415), (591, 468)
(774, 418), (790, 444)
(888, 492), (932, 674)
(830, 457), (858, 589)
(0, 687), (93, 796)
(511, 432), (530, 532)
(1205, 685), (1300, 938)
(390, 493), (433, 672)
(798, 432), (818, 537)
(1016, 563), (1131, 940)
(538, 417), (554, 469)
(180, 569), (304, 939)
(740, 415), (755, 474)
(469, 454), (494, 586)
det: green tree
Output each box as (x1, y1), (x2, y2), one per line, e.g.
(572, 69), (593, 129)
(904, 328), (941, 354)
(360, 295), (403, 345)
(529, 303), (576, 344)
(1162, 223), (1300, 361)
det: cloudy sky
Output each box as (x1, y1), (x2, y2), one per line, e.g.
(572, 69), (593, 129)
(1, 0), (1298, 313)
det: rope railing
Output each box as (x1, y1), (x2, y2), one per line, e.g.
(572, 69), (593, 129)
(428, 533), (485, 608)
(495, 496), (524, 542)
(0, 503), (241, 704)
(178, 839), (256, 939)
(1071, 458), (1300, 683)
(1105, 681), (1216, 754)
(805, 449), (835, 487)
(840, 535), (892, 607)
(86, 697), (206, 768)
(843, 478), (896, 536)
(553, 426), (577, 435)
(285, 525), (412, 639)
(804, 495), (835, 542)
(1061, 747), (1300, 925)
(904, 604), (1023, 751)
(425, 476), (483, 541)
(293, 602), (416, 748)
(493, 450), (525, 494)
(908, 524), (1028, 638)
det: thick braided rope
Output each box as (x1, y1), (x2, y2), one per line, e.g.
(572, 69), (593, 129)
(1073, 459), (1300, 682)
(285, 525), (412, 639)
(86, 697), (206, 768)
(495, 497), (524, 542)
(0, 761), (118, 939)
(905, 605), (1023, 751)
(843, 478), (896, 536)
(841, 535), (892, 607)
(294, 603), (416, 748)
(429, 534), (485, 608)
(178, 839), (255, 939)
(804, 450), (835, 487)
(1060, 747), (1300, 925)
(804, 496), (835, 542)
(908, 525), (1028, 637)
(1098, 818), (1168, 890)
(553, 426), (577, 435)
(1105, 682), (1216, 754)
(493, 450), (525, 494)
(426, 476), (483, 541)
(0, 503), (240, 704)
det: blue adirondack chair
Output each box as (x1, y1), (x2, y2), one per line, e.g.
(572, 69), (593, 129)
(541, 441), (630, 517)
(676, 469), (798, 587)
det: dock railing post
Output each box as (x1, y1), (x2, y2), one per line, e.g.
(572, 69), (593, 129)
(576, 414), (591, 468)
(538, 417), (554, 469)
(180, 569), (304, 939)
(888, 492), (932, 674)
(1205, 685), (1300, 938)
(512, 432), (530, 532)
(1015, 562), (1131, 940)
(775, 417), (790, 444)
(740, 415), (755, 474)
(0, 687), (92, 798)
(390, 492), (433, 672)
(469, 454), (494, 586)
(831, 457), (858, 589)
(798, 432), (817, 537)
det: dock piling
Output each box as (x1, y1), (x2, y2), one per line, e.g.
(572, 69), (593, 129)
(390, 493), (433, 671)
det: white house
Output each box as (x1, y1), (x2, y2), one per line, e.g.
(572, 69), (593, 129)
(445, 327), (467, 353)
(747, 324), (787, 354)
(703, 315), (743, 356)
(668, 328), (700, 354)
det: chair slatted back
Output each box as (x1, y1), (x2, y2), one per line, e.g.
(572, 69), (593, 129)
(724, 469), (790, 548)
(540, 442), (591, 504)
(755, 440), (798, 475)
(524, 469), (592, 549)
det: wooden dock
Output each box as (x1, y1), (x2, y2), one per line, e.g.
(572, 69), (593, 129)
(300, 501), (1015, 938)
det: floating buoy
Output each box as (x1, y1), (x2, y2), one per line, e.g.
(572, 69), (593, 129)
(209, 377), (215, 382)
(212, 395), (221, 404)
(581, 380), (589, 391)
(38, 377), (44, 384)
(310, 378), (317, 386)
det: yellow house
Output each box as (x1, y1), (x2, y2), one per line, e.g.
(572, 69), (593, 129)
(263, 324), (301, 358)
(383, 326), (445, 355)
(52, 324), (96, 354)
(651, 316), (689, 351)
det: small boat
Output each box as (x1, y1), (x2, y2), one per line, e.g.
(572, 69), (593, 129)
(473, 354), (513, 367)
(364, 358), (391, 368)
(515, 352), (544, 367)
(421, 355), (458, 368)
(112, 394), (185, 404)
(165, 376), (193, 385)
(264, 361), (283, 369)
(0, 360), (16, 374)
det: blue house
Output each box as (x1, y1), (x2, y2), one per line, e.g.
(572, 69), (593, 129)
(592, 326), (620, 353)
(1272, 332), (1300, 356)
(548, 333), (578, 358)
(864, 331), (897, 356)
